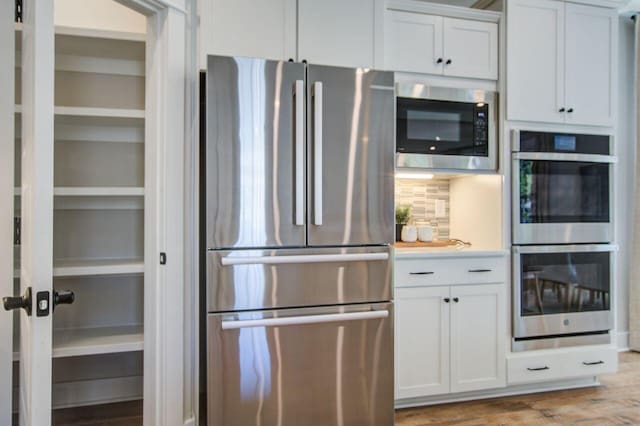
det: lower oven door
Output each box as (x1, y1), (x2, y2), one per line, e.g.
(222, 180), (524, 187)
(512, 153), (614, 244)
(513, 245), (615, 339)
(207, 303), (394, 426)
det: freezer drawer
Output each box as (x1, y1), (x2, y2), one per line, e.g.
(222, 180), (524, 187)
(207, 303), (394, 426)
(207, 246), (391, 312)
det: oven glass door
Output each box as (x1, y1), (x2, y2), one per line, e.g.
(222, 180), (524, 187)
(397, 97), (488, 156)
(519, 251), (611, 317)
(518, 160), (610, 224)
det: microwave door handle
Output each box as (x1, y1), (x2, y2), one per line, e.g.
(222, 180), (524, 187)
(294, 79), (304, 226)
(313, 81), (323, 226)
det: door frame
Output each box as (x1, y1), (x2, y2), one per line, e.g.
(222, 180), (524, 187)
(115, 0), (196, 424)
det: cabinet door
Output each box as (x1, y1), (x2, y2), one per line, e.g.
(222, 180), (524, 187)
(395, 286), (450, 399)
(199, 0), (296, 65)
(506, 0), (565, 123)
(450, 284), (506, 393)
(443, 18), (498, 80)
(298, 0), (375, 68)
(384, 10), (444, 75)
(565, 4), (616, 127)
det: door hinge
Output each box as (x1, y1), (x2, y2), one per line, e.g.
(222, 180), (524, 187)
(15, 0), (22, 23)
(14, 217), (20, 245)
(160, 252), (167, 265)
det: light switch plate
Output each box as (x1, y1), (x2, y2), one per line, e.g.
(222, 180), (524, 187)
(435, 199), (446, 218)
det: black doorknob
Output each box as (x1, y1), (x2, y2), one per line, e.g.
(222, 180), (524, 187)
(3, 287), (32, 315)
(567, 108), (574, 113)
(436, 58), (443, 64)
(53, 290), (75, 311)
(559, 107), (566, 112)
(445, 59), (452, 65)
(453, 297), (459, 303)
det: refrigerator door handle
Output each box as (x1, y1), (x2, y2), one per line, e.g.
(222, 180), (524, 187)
(313, 81), (323, 226)
(294, 79), (305, 226)
(220, 252), (388, 266)
(221, 309), (389, 330)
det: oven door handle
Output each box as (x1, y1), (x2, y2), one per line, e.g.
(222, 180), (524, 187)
(221, 310), (389, 330)
(221, 252), (388, 266)
(512, 152), (617, 163)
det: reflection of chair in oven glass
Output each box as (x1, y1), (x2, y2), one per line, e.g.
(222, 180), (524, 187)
(535, 264), (608, 312)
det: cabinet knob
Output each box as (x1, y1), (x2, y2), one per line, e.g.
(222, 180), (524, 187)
(436, 58), (443, 64)
(559, 107), (566, 112)
(445, 59), (452, 65)
(453, 297), (459, 303)
(567, 108), (574, 113)
(444, 298), (450, 303)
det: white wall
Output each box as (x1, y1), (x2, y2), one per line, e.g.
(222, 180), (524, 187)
(449, 174), (503, 250)
(615, 15), (636, 350)
(54, 0), (145, 34)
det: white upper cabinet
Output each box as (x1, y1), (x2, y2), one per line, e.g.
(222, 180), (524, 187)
(198, 0), (296, 65)
(298, 0), (376, 68)
(384, 8), (498, 80)
(507, 0), (616, 126)
(443, 17), (498, 80)
(565, 3), (616, 126)
(385, 10), (444, 75)
(507, 0), (565, 123)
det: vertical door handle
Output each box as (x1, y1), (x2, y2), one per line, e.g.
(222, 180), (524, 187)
(294, 80), (304, 226)
(313, 81), (323, 226)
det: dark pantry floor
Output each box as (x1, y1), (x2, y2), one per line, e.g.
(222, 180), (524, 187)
(37, 351), (640, 426)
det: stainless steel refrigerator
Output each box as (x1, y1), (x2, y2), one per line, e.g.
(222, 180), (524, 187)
(203, 55), (395, 426)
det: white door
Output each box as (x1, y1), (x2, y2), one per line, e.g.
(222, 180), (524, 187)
(298, 0), (375, 68)
(506, 0), (565, 123)
(395, 286), (450, 399)
(1, 2), (57, 425)
(564, 3), (616, 127)
(450, 284), (506, 393)
(198, 0), (296, 66)
(443, 17), (498, 80)
(0, 2), (16, 424)
(384, 10), (443, 75)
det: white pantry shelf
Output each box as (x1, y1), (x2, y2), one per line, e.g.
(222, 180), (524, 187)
(15, 105), (145, 120)
(54, 187), (144, 197)
(15, 22), (146, 42)
(14, 258), (144, 278)
(13, 324), (144, 360)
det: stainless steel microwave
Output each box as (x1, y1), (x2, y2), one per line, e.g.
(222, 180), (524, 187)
(396, 84), (497, 171)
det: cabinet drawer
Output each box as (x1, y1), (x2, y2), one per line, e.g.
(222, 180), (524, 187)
(508, 346), (618, 385)
(395, 256), (506, 287)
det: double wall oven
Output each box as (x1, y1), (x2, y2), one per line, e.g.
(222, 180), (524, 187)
(511, 130), (615, 350)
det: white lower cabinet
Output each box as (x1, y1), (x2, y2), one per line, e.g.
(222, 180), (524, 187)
(395, 255), (507, 401)
(508, 346), (618, 385)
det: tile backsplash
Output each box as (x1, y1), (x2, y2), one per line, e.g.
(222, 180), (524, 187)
(395, 178), (450, 240)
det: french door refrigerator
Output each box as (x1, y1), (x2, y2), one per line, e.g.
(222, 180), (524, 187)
(203, 55), (395, 426)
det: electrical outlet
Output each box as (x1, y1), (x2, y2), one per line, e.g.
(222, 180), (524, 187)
(435, 199), (446, 218)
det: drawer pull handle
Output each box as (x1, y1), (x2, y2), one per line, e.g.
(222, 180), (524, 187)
(527, 366), (550, 371)
(410, 271), (434, 275)
(468, 269), (492, 273)
(583, 361), (604, 366)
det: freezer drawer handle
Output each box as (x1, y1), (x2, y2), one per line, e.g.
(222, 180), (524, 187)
(221, 252), (389, 266)
(294, 79), (305, 226)
(221, 310), (389, 330)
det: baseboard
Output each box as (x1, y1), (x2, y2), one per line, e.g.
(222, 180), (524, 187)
(617, 331), (630, 352)
(395, 377), (599, 409)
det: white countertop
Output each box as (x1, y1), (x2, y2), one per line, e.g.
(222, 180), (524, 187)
(393, 245), (508, 259)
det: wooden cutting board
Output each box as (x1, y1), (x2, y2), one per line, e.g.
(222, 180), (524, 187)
(394, 240), (458, 248)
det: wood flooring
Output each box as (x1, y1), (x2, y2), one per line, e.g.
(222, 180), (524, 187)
(396, 351), (640, 426)
(25, 351), (640, 425)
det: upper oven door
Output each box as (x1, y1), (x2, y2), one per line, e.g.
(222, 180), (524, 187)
(396, 85), (497, 171)
(512, 152), (615, 245)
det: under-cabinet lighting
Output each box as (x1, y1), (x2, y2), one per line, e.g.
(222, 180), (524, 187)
(396, 172), (434, 180)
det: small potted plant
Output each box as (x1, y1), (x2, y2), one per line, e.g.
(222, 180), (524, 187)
(395, 206), (410, 242)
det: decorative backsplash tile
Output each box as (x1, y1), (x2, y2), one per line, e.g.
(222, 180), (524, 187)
(395, 178), (450, 240)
